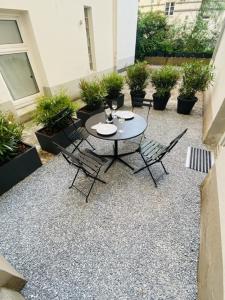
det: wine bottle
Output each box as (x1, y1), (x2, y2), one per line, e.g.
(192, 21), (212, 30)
(104, 102), (113, 123)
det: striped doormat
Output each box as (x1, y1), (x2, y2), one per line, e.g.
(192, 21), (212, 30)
(186, 146), (214, 173)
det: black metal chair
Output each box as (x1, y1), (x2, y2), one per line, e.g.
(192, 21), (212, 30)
(52, 108), (95, 153)
(131, 99), (152, 125)
(134, 129), (188, 187)
(54, 143), (107, 202)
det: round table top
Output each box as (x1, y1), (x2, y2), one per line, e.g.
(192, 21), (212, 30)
(85, 112), (147, 141)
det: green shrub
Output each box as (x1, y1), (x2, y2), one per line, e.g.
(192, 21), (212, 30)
(0, 112), (23, 164)
(126, 61), (149, 93)
(79, 79), (107, 111)
(179, 61), (214, 98)
(151, 66), (180, 97)
(136, 11), (170, 60)
(34, 91), (77, 129)
(103, 72), (124, 98)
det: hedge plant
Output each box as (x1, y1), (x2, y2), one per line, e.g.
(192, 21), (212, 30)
(0, 112), (23, 165)
(151, 66), (180, 97)
(103, 72), (124, 98)
(34, 91), (77, 130)
(79, 79), (107, 111)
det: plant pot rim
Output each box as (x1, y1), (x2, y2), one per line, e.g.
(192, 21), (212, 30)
(77, 104), (102, 113)
(36, 117), (80, 137)
(0, 141), (33, 167)
(106, 93), (124, 99)
(178, 95), (198, 102)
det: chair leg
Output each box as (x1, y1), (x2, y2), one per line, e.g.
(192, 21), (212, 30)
(72, 140), (83, 153)
(146, 166), (158, 187)
(69, 168), (80, 188)
(160, 161), (169, 175)
(85, 170), (100, 202)
(86, 138), (95, 150)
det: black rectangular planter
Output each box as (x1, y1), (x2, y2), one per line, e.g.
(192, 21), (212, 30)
(35, 118), (82, 155)
(0, 143), (42, 196)
(76, 106), (104, 126)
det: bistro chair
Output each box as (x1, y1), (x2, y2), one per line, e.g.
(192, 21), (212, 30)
(54, 143), (107, 202)
(131, 99), (153, 125)
(52, 108), (95, 153)
(134, 129), (188, 187)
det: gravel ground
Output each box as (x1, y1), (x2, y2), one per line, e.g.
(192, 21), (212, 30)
(0, 92), (205, 300)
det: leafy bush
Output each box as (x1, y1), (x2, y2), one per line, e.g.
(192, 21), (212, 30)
(0, 112), (23, 164)
(136, 11), (171, 60)
(135, 11), (216, 59)
(126, 61), (149, 93)
(79, 79), (107, 111)
(169, 18), (217, 55)
(34, 91), (77, 129)
(103, 72), (124, 98)
(151, 66), (180, 97)
(179, 61), (214, 98)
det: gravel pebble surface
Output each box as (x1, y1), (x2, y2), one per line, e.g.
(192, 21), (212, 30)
(0, 93), (205, 300)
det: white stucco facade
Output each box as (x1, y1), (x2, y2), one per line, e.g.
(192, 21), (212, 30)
(139, 0), (202, 24)
(0, 0), (138, 119)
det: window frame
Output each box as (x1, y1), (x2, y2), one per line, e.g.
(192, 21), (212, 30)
(0, 13), (42, 109)
(165, 2), (175, 16)
(84, 6), (96, 72)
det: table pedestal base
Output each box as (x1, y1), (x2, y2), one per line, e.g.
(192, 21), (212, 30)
(96, 140), (137, 173)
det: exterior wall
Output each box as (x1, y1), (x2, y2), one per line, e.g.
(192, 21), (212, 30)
(199, 147), (225, 300)
(117, 0), (138, 69)
(139, 0), (201, 23)
(0, 0), (138, 119)
(199, 16), (225, 300)
(203, 20), (225, 147)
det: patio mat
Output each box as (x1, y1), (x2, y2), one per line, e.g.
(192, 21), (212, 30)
(185, 146), (214, 173)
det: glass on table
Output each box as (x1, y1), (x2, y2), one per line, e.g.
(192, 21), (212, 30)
(112, 100), (117, 118)
(118, 117), (125, 133)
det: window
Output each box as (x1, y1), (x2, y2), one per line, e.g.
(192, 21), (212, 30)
(0, 17), (39, 102)
(165, 2), (175, 15)
(84, 7), (96, 71)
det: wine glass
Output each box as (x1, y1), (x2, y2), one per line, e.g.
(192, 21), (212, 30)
(112, 100), (117, 118)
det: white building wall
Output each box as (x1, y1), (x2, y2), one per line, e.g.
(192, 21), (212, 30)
(117, 0), (139, 69)
(0, 0), (138, 118)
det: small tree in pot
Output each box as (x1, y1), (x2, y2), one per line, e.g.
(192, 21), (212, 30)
(151, 66), (180, 110)
(126, 61), (149, 107)
(0, 112), (41, 194)
(103, 72), (124, 109)
(35, 91), (79, 154)
(77, 78), (107, 125)
(177, 61), (214, 114)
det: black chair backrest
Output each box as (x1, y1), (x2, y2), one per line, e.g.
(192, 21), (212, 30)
(51, 108), (72, 127)
(53, 142), (81, 168)
(167, 128), (188, 152)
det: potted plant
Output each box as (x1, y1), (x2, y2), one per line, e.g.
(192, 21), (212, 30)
(35, 91), (80, 154)
(0, 112), (42, 195)
(177, 61), (214, 114)
(151, 66), (180, 110)
(77, 78), (107, 125)
(126, 61), (149, 107)
(103, 72), (124, 109)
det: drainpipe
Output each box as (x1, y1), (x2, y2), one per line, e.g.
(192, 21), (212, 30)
(113, 0), (118, 71)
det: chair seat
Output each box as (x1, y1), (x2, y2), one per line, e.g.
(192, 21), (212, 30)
(77, 149), (107, 174)
(140, 139), (167, 162)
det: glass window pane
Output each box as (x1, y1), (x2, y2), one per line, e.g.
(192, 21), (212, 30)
(0, 20), (23, 45)
(0, 53), (39, 100)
